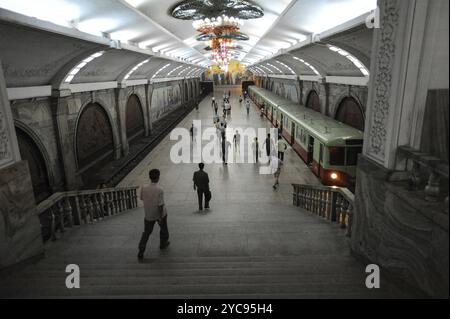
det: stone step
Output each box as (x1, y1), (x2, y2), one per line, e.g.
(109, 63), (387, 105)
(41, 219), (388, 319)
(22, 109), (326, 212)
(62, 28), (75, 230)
(0, 282), (389, 299)
(38, 254), (353, 265)
(0, 272), (367, 286)
(6, 266), (364, 278)
(29, 257), (356, 270)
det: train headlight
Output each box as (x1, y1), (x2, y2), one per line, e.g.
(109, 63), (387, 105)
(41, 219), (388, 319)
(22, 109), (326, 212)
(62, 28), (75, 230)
(330, 172), (338, 180)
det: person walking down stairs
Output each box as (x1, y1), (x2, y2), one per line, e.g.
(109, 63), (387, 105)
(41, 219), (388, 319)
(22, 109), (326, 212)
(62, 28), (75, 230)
(138, 169), (170, 261)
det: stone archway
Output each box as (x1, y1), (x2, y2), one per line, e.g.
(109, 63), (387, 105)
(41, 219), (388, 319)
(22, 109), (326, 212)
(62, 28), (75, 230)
(75, 102), (114, 168)
(125, 94), (145, 141)
(335, 97), (365, 131)
(15, 128), (52, 203)
(306, 90), (321, 113)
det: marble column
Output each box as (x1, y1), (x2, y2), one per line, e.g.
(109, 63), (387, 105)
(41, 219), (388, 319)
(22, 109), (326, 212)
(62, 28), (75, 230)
(0, 60), (44, 269)
(353, 0), (449, 297)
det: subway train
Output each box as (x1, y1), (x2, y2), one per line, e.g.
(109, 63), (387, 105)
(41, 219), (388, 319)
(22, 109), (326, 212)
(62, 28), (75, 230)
(248, 85), (364, 189)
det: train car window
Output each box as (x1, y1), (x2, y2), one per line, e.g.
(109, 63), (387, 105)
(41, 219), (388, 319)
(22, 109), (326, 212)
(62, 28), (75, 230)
(346, 147), (362, 166)
(329, 147), (345, 166)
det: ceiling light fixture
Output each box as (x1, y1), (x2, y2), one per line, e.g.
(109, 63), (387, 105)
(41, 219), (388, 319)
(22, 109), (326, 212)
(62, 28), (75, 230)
(171, 0), (263, 70)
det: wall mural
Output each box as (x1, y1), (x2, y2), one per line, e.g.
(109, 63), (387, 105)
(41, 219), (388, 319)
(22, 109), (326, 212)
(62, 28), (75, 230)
(272, 81), (299, 103)
(204, 60), (253, 85)
(335, 97), (365, 131)
(126, 94), (145, 140)
(306, 90), (321, 113)
(151, 85), (182, 121)
(76, 103), (114, 168)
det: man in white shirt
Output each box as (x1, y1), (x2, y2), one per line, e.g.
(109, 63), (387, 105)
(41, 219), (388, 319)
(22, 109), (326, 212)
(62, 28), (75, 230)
(277, 137), (288, 161)
(138, 169), (170, 261)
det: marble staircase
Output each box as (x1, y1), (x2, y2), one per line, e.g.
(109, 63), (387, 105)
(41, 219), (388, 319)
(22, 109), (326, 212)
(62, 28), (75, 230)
(0, 202), (418, 299)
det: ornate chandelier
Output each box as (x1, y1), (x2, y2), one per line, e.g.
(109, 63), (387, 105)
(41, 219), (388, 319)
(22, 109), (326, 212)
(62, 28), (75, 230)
(171, 0), (264, 68)
(192, 15), (243, 31)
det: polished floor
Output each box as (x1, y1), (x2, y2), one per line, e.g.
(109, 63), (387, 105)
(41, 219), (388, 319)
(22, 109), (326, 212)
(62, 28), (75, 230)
(0, 86), (417, 298)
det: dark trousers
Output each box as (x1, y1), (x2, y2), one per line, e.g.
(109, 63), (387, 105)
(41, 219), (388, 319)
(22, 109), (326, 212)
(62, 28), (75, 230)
(278, 151), (284, 161)
(197, 189), (210, 209)
(138, 215), (169, 253)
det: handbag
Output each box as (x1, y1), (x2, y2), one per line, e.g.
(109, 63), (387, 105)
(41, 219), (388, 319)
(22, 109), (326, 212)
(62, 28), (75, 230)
(205, 190), (212, 202)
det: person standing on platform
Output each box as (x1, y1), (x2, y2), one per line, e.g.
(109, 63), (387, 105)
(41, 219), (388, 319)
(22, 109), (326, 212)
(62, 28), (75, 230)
(221, 137), (229, 164)
(193, 163), (210, 211)
(263, 133), (273, 160)
(213, 113), (220, 126)
(233, 130), (241, 153)
(271, 157), (283, 190)
(277, 136), (288, 161)
(245, 99), (250, 115)
(190, 124), (194, 142)
(190, 123), (197, 143)
(213, 100), (218, 115)
(252, 137), (260, 163)
(225, 100), (231, 117)
(138, 169), (170, 261)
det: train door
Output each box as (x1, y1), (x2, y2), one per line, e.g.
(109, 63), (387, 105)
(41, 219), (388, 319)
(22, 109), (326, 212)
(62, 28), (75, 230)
(291, 122), (295, 145)
(280, 113), (284, 131)
(318, 144), (324, 178)
(307, 136), (315, 165)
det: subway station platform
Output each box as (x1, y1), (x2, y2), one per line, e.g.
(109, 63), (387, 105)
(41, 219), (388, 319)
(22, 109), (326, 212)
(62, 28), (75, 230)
(0, 87), (418, 298)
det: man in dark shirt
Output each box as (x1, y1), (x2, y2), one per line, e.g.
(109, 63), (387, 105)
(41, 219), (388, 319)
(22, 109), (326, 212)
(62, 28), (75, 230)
(193, 163), (210, 211)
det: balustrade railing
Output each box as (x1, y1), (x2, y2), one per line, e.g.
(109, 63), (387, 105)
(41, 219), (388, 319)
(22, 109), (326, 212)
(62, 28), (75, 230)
(36, 186), (139, 242)
(397, 146), (449, 212)
(292, 184), (355, 237)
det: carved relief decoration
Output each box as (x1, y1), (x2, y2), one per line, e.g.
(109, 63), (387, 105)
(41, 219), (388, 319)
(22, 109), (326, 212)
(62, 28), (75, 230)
(0, 188), (28, 238)
(0, 107), (13, 166)
(367, 0), (400, 159)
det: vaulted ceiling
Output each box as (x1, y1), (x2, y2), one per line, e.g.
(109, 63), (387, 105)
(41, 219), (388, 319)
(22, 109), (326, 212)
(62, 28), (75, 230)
(0, 0), (377, 68)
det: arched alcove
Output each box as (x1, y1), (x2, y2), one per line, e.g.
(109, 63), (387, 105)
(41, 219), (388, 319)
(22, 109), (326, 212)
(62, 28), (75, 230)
(335, 97), (365, 131)
(184, 82), (189, 101)
(16, 128), (52, 203)
(125, 94), (145, 141)
(306, 90), (321, 113)
(76, 102), (114, 168)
